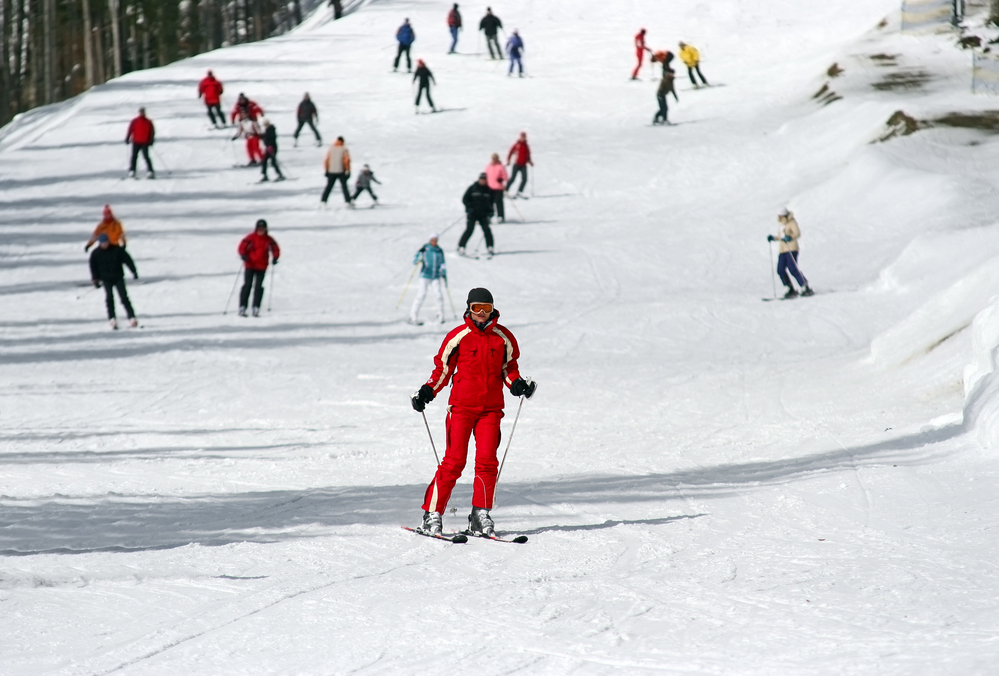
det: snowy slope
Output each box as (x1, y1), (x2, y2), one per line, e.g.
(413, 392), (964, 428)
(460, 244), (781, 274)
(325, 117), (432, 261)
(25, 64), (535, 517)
(3, 0), (999, 673)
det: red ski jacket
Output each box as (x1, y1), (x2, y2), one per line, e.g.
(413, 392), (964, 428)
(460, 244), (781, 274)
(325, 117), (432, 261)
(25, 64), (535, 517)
(238, 232), (280, 271)
(425, 311), (521, 410)
(198, 76), (224, 105)
(507, 139), (531, 166)
(230, 100), (263, 123)
(126, 116), (155, 145)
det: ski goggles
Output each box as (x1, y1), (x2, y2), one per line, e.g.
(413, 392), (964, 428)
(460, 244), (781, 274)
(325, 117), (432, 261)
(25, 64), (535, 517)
(469, 302), (493, 314)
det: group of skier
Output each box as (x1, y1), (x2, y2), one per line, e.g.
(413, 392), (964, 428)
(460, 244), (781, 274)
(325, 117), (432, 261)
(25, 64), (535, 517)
(631, 29), (712, 125)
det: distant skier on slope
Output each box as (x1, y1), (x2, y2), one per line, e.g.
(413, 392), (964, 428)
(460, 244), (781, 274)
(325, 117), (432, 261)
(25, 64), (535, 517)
(653, 66), (678, 125)
(394, 18), (415, 72)
(197, 70), (225, 128)
(631, 28), (652, 80)
(413, 59), (437, 113)
(447, 3), (462, 54)
(293, 93), (322, 147)
(485, 153), (508, 222)
(410, 287), (536, 537)
(321, 136), (353, 207)
(89, 234), (139, 330)
(259, 119), (285, 182)
(125, 108), (155, 179)
(678, 41), (709, 87)
(458, 172), (496, 257)
(409, 233), (447, 325)
(85, 205), (127, 252)
(231, 94), (265, 165)
(506, 29), (525, 77)
(479, 7), (503, 59)
(237, 219), (280, 317)
(230, 93), (263, 124)
(350, 164), (381, 205)
(506, 131), (532, 198)
(767, 208), (814, 299)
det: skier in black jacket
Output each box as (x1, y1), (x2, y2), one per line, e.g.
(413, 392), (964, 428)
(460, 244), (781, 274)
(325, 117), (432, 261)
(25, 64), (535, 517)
(458, 173), (495, 257)
(260, 119), (285, 182)
(479, 8), (503, 59)
(413, 60), (437, 113)
(89, 234), (139, 329)
(293, 93), (321, 146)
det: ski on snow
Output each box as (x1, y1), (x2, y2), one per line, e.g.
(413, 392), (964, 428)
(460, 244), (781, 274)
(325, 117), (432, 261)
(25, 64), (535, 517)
(402, 526), (468, 543)
(463, 531), (528, 544)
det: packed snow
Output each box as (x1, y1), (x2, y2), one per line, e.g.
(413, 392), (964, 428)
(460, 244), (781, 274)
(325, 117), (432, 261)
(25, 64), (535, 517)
(3, 0), (999, 673)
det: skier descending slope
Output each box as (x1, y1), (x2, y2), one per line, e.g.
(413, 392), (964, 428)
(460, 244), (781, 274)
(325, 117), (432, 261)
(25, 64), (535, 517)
(293, 93), (322, 147)
(197, 70), (225, 128)
(321, 137), (352, 207)
(458, 173), (496, 257)
(237, 219), (280, 317)
(409, 233), (447, 325)
(631, 28), (651, 80)
(479, 7), (503, 59)
(767, 208), (814, 299)
(653, 65), (678, 125)
(85, 205), (127, 251)
(506, 131), (532, 199)
(394, 18), (415, 72)
(413, 60), (437, 113)
(506, 29), (525, 77)
(125, 108), (155, 179)
(89, 234), (139, 329)
(446, 3), (462, 54)
(410, 287), (537, 536)
(258, 119), (285, 182)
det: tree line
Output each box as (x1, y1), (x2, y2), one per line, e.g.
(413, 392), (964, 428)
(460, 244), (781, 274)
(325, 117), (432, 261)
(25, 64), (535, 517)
(0, 0), (310, 128)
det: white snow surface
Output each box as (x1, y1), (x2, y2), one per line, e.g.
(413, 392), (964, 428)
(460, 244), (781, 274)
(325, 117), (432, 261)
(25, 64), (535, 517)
(3, 0), (999, 673)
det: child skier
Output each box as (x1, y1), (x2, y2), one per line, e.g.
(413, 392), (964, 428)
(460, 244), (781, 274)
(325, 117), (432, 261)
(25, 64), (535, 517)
(350, 165), (381, 205)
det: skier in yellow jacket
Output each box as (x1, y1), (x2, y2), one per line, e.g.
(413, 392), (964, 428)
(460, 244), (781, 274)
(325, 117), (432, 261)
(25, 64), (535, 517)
(678, 41), (709, 88)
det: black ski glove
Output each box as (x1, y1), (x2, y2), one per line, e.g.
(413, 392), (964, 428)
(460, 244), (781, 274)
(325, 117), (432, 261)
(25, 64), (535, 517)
(133, 273), (139, 280)
(510, 377), (536, 399)
(411, 384), (435, 412)
(272, 258), (278, 265)
(93, 280), (101, 288)
(767, 235), (775, 242)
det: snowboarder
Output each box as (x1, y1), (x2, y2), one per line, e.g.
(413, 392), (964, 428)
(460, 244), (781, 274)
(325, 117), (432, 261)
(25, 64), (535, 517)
(237, 219), (280, 317)
(632, 28), (652, 80)
(350, 164), (381, 205)
(197, 70), (225, 128)
(321, 136), (352, 207)
(447, 3), (462, 54)
(410, 287), (536, 536)
(125, 108), (155, 179)
(506, 29), (525, 77)
(767, 208), (814, 299)
(485, 153), (508, 222)
(293, 93), (322, 147)
(89, 233), (139, 329)
(458, 172), (495, 257)
(653, 67), (678, 125)
(409, 233), (447, 325)
(394, 18), (415, 72)
(679, 41), (709, 87)
(85, 204), (127, 251)
(413, 59), (437, 113)
(259, 119), (285, 182)
(506, 131), (532, 198)
(479, 7), (503, 59)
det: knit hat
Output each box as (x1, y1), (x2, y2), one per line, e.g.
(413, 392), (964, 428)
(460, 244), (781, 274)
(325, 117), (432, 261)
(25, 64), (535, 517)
(479, 172), (488, 180)
(466, 288), (493, 307)
(97, 234), (109, 244)
(778, 207), (790, 217)
(429, 232), (439, 240)
(255, 219), (268, 229)
(103, 204), (113, 220)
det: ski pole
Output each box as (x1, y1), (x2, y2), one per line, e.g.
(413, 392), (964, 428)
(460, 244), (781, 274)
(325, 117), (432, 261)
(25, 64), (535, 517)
(439, 214), (464, 237)
(396, 262), (420, 308)
(768, 241), (777, 300)
(421, 410), (441, 466)
(787, 250), (809, 287)
(223, 263), (244, 315)
(152, 146), (171, 175)
(268, 264), (275, 312)
(443, 277), (457, 318)
(495, 396), (525, 488)
(509, 198), (524, 222)
(530, 168), (535, 196)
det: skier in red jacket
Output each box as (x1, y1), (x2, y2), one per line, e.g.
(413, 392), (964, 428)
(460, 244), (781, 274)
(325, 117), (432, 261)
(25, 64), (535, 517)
(236, 219), (280, 317)
(506, 131), (533, 198)
(631, 28), (651, 80)
(411, 288), (537, 537)
(125, 108), (155, 178)
(197, 70), (225, 128)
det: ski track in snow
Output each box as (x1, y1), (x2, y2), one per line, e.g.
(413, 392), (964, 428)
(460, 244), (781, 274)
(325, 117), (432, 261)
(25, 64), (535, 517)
(4, 0), (999, 673)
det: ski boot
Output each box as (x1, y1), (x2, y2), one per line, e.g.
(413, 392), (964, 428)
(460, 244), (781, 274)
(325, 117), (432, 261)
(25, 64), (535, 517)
(238, 306), (248, 317)
(486, 246), (495, 259)
(128, 317), (139, 328)
(783, 287), (799, 300)
(109, 318), (118, 330)
(421, 511), (443, 536)
(467, 507), (495, 537)
(800, 286), (815, 297)
(252, 307), (260, 317)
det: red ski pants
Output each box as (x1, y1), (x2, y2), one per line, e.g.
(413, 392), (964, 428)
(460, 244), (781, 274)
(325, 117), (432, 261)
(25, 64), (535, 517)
(423, 406), (504, 513)
(631, 48), (645, 79)
(245, 136), (263, 162)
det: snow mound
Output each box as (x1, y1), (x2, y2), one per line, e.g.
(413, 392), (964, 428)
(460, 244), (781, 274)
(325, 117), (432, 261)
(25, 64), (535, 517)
(963, 298), (999, 447)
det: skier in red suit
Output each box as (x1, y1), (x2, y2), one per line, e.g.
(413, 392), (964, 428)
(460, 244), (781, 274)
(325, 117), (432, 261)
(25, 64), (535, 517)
(197, 70), (225, 128)
(125, 108), (155, 178)
(411, 288), (537, 537)
(631, 28), (651, 80)
(236, 219), (280, 317)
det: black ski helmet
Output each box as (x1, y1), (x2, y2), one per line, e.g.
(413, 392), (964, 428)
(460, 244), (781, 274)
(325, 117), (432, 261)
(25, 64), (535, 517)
(255, 219), (267, 230)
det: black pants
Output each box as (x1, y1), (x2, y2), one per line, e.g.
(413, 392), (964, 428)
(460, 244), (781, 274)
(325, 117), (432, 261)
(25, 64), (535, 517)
(458, 214), (494, 249)
(654, 94), (669, 124)
(130, 144), (154, 173)
(486, 34), (502, 59)
(262, 149), (283, 179)
(294, 118), (321, 142)
(492, 189), (505, 220)
(351, 185), (378, 202)
(415, 84), (435, 109)
(206, 103), (224, 126)
(687, 64), (708, 86)
(508, 164), (528, 194)
(322, 172), (351, 203)
(102, 278), (135, 319)
(239, 268), (267, 309)
(394, 44), (412, 70)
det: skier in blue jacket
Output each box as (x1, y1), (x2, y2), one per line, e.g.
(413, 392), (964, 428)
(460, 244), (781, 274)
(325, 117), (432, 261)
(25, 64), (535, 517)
(410, 234), (448, 325)
(394, 18), (416, 72)
(507, 29), (525, 77)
